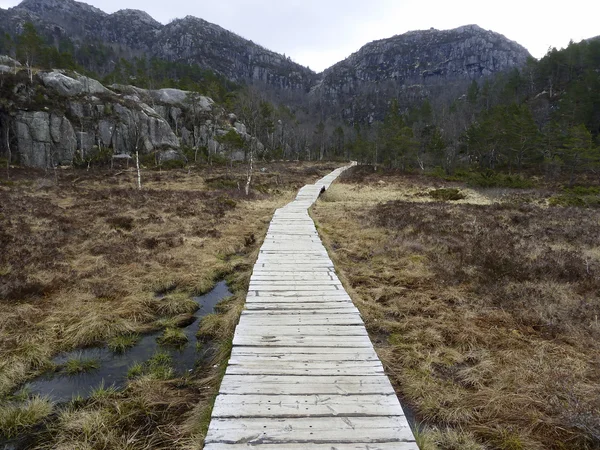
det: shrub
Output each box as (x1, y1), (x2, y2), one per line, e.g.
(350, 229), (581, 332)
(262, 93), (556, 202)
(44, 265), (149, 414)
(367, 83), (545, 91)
(106, 216), (134, 231)
(429, 188), (466, 201)
(466, 171), (535, 188)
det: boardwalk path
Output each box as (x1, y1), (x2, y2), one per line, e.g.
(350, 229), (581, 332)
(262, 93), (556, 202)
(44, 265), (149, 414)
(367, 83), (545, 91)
(205, 165), (419, 449)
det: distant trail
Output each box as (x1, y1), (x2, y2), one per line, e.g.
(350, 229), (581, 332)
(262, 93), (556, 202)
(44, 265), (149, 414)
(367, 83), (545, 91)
(204, 163), (418, 449)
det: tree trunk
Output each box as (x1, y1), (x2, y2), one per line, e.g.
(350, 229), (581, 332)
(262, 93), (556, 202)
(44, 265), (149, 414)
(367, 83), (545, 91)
(135, 150), (142, 190)
(5, 125), (10, 180)
(245, 147), (254, 196)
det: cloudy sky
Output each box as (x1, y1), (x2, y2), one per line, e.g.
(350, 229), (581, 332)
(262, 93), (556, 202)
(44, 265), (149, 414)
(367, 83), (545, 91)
(1, 0), (598, 72)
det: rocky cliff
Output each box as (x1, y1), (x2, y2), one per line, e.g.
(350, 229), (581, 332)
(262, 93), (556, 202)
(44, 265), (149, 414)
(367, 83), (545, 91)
(0, 60), (261, 168)
(312, 25), (532, 121)
(0, 0), (317, 90)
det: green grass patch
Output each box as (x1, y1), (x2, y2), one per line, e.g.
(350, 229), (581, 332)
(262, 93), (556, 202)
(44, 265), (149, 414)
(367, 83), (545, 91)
(64, 357), (100, 375)
(146, 351), (174, 380)
(126, 362), (144, 379)
(107, 333), (140, 354)
(89, 382), (119, 402)
(157, 327), (188, 347)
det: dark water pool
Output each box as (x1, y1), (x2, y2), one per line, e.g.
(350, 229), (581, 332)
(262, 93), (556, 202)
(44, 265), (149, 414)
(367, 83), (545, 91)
(22, 281), (232, 403)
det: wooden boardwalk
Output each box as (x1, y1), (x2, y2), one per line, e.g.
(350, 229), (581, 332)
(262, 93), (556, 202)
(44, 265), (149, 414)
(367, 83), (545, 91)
(205, 165), (419, 449)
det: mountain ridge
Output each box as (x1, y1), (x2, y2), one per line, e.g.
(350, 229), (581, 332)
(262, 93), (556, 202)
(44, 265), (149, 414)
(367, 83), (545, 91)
(1, 0), (532, 81)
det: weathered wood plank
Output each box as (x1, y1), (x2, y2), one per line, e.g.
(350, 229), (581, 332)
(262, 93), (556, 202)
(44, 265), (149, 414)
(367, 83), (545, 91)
(205, 443), (417, 450)
(205, 416), (415, 444)
(230, 347), (378, 357)
(234, 325), (369, 336)
(232, 335), (373, 347)
(211, 394), (403, 418)
(239, 316), (363, 325)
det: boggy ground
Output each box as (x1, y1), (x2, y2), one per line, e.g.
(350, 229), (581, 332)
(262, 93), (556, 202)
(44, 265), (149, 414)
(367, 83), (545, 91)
(0, 161), (340, 448)
(312, 166), (600, 450)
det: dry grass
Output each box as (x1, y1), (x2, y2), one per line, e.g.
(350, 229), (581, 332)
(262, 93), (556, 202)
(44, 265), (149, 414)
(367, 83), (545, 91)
(312, 166), (600, 450)
(0, 161), (341, 447)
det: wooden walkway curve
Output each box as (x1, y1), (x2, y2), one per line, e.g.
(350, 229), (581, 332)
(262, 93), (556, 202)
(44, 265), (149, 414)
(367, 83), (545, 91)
(205, 164), (419, 449)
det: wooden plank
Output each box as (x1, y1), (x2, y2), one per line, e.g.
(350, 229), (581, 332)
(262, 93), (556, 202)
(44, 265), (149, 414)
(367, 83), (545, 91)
(250, 280), (342, 286)
(205, 416), (415, 444)
(234, 325), (369, 336)
(239, 316), (363, 326)
(245, 297), (353, 303)
(232, 335), (373, 347)
(230, 347), (379, 357)
(205, 443), (417, 450)
(211, 394), (403, 418)
(228, 353), (379, 363)
(225, 366), (384, 376)
(246, 292), (351, 299)
(242, 308), (358, 315)
(218, 382), (396, 396)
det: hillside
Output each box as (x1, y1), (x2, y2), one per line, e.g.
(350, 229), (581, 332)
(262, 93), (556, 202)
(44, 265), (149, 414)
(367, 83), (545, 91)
(0, 0), (317, 90)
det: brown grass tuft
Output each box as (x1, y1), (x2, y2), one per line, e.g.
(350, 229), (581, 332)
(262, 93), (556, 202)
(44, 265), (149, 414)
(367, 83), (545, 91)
(313, 167), (600, 450)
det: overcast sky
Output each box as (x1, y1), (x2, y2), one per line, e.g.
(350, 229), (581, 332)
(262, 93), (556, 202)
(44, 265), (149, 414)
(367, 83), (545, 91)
(1, 0), (598, 72)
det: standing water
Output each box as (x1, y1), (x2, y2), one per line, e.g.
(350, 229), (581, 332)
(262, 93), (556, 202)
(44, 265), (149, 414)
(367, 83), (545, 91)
(22, 281), (232, 403)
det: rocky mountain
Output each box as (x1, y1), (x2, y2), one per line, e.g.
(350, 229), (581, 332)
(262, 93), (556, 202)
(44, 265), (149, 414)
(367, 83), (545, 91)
(0, 61), (261, 168)
(0, 0), (317, 90)
(0, 0), (538, 166)
(312, 25), (532, 121)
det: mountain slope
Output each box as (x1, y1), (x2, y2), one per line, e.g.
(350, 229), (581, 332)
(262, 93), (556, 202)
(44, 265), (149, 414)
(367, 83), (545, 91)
(310, 25), (531, 121)
(316, 24), (531, 97)
(0, 1), (532, 119)
(0, 0), (317, 90)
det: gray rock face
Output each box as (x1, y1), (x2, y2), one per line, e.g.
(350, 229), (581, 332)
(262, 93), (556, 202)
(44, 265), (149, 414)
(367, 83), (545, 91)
(41, 72), (83, 96)
(41, 71), (113, 96)
(0, 55), (20, 66)
(4, 70), (260, 168)
(319, 25), (530, 90)
(312, 25), (532, 120)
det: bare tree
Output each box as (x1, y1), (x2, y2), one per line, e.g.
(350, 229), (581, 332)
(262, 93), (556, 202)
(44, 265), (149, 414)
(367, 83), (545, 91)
(245, 140), (254, 196)
(3, 117), (11, 179)
(127, 117), (144, 190)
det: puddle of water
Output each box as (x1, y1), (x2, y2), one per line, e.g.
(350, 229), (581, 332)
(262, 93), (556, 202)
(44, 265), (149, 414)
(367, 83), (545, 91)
(21, 281), (232, 404)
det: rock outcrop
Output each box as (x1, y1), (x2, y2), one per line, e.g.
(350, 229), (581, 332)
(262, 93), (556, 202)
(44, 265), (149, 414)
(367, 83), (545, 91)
(0, 68), (261, 168)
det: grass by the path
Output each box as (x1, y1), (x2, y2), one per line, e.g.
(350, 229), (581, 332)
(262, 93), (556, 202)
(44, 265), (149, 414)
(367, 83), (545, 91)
(312, 166), (600, 450)
(0, 161), (341, 447)
(64, 358), (100, 375)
